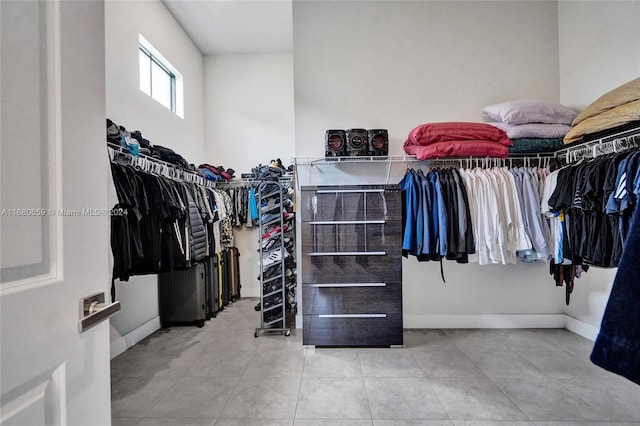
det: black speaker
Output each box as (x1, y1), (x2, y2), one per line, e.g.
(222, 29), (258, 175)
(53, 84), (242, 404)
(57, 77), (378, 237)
(368, 129), (388, 156)
(346, 128), (369, 156)
(325, 130), (346, 157)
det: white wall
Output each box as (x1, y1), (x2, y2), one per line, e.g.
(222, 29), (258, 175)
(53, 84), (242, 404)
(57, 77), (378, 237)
(293, 0), (568, 327)
(204, 53), (295, 297)
(559, 1), (640, 111)
(293, 0), (560, 158)
(105, 0), (204, 163)
(105, 0), (205, 356)
(204, 53), (295, 173)
(558, 0), (640, 336)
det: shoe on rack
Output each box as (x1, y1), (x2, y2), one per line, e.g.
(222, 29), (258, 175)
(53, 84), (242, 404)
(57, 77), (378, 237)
(260, 235), (281, 251)
(263, 281), (282, 294)
(261, 212), (282, 224)
(285, 240), (294, 253)
(260, 186), (281, 198)
(284, 257), (296, 269)
(261, 226), (280, 240)
(261, 198), (281, 212)
(263, 294), (283, 309)
(261, 224), (291, 240)
(260, 238), (281, 252)
(263, 312), (284, 324)
(260, 264), (281, 280)
(261, 249), (283, 267)
(286, 279), (296, 290)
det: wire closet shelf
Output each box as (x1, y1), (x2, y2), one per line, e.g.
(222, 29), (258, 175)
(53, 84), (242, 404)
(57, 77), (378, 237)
(107, 143), (214, 188)
(293, 125), (640, 168)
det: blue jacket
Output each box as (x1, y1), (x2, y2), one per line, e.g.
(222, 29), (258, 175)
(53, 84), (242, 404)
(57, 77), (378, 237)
(401, 170), (424, 256)
(591, 202), (640, 385)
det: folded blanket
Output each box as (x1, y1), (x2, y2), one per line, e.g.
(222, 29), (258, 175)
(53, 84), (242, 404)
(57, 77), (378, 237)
(489, 122), (571, 139)
(508, 138), (564, 154)
(406, 122), (512, 147)
(564, 99), (640, 144)
(404, 140), (509, 160)
(573, 77), (640, 126)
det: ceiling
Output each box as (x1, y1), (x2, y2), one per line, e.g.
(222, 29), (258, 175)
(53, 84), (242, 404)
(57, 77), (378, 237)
(161, 0), (293, 55)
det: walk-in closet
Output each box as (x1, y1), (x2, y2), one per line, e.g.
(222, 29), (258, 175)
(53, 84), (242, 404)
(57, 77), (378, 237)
(1, 0), (639, 424)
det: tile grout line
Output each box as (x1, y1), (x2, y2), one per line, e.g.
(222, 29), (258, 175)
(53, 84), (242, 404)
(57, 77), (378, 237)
(407, 344), (454, 423)
(437, 329), (534, 423)
(356, 349), (375, 424)
(292, 344), (308, 425)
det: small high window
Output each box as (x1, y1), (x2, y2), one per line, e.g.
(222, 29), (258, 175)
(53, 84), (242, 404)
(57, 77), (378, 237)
(138, 35), (184, 118)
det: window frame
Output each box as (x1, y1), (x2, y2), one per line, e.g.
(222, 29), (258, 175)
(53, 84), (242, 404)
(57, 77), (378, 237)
(138, 34), (184, 118)
(138, 43), (176, 112)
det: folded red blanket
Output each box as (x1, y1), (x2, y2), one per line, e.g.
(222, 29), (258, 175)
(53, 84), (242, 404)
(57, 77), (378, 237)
(404, 140), (509, 160)
(406, 122), (513, 147)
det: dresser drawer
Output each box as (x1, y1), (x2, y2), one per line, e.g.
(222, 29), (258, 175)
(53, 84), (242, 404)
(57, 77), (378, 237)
(300, 187), (401, 222)
(302, 254), (401, 283)
(301, 282), (402, 315)
(301, 221), (402, 254)
(302, 314), (403, 346)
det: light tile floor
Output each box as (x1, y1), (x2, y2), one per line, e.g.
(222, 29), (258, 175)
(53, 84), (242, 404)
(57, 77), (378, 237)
(112, 298), (640, 426)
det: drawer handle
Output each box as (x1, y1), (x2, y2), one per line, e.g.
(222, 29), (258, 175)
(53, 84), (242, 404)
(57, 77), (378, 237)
(316, 189), (385, 194)
(307, 220), (385, 225)
(318, 314), (387, 318)
(307, 251), (386, 256)
(309, 283), (386, 287)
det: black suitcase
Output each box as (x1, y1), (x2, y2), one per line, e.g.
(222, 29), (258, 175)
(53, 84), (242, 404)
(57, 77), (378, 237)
(219, 251), (230, 307)
(222, 249), (232, 306)
(229, 246), (241, 301)
(158, 263), (207, 327)
(202, 257), (220, 318)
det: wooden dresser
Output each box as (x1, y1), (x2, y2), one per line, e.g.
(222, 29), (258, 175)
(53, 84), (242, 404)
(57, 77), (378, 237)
(299, 184), (403, 346)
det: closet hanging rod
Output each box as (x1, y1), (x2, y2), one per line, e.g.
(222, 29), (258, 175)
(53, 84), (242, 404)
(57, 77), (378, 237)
(293, 155), (415, 166)
(557, 134), (640, 164)
(554, 125), (640, 161)
(293, 153), (557, 167)
(108, 142), (188, 171)
(106, 143), (215, 188)
(418, 153), (556, 170)
(107, 142), (200, 176)
(215, 176), (293, 187)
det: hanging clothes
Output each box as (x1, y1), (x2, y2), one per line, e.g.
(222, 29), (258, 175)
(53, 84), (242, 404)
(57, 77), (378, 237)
(544, 150), (640, 268)
(401, 164), (555, 267)
(109, 159), (223, 281)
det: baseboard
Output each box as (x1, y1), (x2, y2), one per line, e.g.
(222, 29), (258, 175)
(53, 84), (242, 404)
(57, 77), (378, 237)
(108, 314), (598, 357)
(403, 314), (567, 329)
(110, 316), (161, 359)
(564, 315), (599, 341)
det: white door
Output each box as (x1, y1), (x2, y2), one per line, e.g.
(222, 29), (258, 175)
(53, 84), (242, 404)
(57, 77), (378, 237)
(0, 1), (113, 425)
